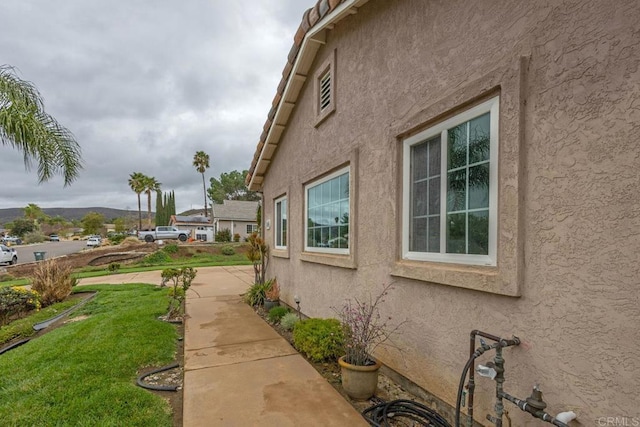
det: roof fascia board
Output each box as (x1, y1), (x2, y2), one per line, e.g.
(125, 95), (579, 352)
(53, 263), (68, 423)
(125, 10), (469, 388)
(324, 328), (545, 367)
(248, 0), (368, 191)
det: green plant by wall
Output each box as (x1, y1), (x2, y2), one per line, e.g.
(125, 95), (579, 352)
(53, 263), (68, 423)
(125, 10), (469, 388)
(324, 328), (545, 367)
(163, 243), (179, 254)
(0, 286), (41, 326)
(233, 233), (240, 242)
(246, 233), (269, 285)
(243, 278), (274, 306)
(280, 312), (299, 331)
(292, 318), (344, 362)
(216, 228), (231, 242)
(267, 306), (289, 323)
(221, 246), (235, 256)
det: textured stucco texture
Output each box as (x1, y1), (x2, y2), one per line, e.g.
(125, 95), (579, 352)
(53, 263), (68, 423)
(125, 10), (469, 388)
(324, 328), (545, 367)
(257, 0), (640, 424)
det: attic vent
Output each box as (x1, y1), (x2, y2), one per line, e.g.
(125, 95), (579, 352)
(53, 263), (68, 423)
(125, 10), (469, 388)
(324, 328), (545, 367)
(320, 71), (331, 111)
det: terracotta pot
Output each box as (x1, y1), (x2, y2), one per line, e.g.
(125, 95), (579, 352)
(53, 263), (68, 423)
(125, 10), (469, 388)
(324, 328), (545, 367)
(338, 355), (382, 400)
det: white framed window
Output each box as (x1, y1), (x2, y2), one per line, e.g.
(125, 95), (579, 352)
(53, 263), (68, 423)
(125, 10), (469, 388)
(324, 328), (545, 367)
(246, 224), (258, 234)
(402, 97), (499, 266)
(274, 196), (287, 249)
(305, 166), (350, 255)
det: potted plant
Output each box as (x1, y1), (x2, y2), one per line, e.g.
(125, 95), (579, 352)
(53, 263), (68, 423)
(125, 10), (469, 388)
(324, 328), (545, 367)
(264, 278), (280, 310)
(334, 283), (403, 400)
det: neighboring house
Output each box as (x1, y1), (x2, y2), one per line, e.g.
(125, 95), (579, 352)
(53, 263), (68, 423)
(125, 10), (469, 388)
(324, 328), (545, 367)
(169, 215), (212, 239)
(247, 0), (639, 423)
(211, 200), (259, 240)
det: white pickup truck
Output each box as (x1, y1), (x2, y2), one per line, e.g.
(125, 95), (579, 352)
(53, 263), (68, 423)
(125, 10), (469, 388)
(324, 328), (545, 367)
(0, 244), (18, 265)
(138, 226), (190, 243)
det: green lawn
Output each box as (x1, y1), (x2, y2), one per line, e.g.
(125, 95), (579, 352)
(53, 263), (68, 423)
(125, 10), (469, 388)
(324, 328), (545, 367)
(0, 284), (177, 426)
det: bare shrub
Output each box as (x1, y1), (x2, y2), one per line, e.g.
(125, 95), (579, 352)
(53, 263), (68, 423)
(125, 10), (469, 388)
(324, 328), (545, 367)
(30, 260), (75, 307)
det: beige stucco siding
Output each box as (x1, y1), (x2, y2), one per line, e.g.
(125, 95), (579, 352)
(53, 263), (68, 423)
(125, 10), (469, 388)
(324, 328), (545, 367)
(260, 0), (640, 423)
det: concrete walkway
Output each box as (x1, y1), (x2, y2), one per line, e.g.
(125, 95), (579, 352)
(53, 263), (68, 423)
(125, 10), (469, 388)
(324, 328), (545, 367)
(79, 266), (368, 426)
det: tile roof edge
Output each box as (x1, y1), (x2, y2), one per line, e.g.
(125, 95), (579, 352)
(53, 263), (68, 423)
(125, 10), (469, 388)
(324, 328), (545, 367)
(246, 0), (364, 189)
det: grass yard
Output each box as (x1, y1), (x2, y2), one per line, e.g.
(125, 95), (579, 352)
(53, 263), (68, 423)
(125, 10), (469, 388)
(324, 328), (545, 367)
(0, 284), (178, 426)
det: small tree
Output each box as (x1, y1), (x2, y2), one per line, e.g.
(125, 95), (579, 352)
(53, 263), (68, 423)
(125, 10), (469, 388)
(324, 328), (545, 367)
(8, 217), (36, 237)
(81, 212), (105, 235)
(246, 232), (269, 285)
(162, 267), (197, 319)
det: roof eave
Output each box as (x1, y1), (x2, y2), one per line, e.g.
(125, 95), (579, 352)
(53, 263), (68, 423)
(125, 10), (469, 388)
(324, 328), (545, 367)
(247, 0), (369, 191)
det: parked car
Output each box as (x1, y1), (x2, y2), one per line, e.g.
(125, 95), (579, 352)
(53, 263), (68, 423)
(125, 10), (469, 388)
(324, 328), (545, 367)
(86, 237), (101, 247)
(2, 236), (22, 245)
(0, 244), (18, 265)
(49, 234), (60, 242)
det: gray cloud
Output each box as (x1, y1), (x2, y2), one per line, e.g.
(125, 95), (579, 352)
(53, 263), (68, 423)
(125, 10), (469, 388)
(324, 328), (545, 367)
(0, 0), (310, 215)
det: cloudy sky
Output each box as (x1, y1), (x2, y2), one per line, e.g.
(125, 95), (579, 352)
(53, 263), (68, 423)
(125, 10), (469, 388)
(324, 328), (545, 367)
(0, 0), (309, 214)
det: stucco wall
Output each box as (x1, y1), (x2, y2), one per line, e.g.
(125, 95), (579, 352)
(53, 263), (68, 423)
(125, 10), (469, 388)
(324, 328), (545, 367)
(216, 220), (257, 241)
(260, 0), (640, 424)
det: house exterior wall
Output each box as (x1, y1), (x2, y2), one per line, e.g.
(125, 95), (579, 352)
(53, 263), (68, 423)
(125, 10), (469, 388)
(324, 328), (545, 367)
(259, 0), (640, 423)
(216, 220), (257, 241)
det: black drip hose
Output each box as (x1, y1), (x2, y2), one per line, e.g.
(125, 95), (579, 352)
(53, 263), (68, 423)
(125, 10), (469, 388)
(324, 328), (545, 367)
(136, 362), (180, 392)
(454, 356), (475, 427)
(0, 338), (30, 355)
(363, 399), (452, 427)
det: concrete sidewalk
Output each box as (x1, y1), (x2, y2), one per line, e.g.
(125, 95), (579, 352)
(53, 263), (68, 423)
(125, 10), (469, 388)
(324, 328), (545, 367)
(182, 265), (368, 426)
(79, 266), (368, 425)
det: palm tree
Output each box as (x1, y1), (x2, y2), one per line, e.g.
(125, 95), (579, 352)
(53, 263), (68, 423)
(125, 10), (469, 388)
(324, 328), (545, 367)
(0, 65), (82, 185)
(193, 151), (210, 218)
(128, 172), (146, 231)
(143, 176), (161, 229)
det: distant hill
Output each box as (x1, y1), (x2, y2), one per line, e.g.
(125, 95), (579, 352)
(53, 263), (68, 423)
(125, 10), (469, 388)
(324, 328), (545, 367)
(0, 207), (144, 225)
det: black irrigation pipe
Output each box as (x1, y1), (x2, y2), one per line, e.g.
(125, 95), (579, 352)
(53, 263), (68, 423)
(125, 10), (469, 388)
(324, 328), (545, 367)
(0, 291), (98, 356)
(33, 291), (97, 331)
(0, 338), (30, 355)
(136, 362), (181, 392)
(362, 399), (452, 427)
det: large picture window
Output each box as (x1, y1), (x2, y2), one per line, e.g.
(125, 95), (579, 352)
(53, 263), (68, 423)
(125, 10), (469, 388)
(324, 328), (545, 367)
(305, 167), (350, 254)
(275, 196), (287, 249)
(403, 97), (498, 266)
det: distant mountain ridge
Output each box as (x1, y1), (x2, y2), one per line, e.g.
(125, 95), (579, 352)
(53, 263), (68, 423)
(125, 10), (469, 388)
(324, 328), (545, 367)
(0, 207), (142, 225)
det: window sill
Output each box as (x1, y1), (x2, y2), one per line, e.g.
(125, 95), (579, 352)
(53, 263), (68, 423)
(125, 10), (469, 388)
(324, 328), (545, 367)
(272, 249), (289, 259)
(391, 260), (520, 297)
(300, 252), (356, 269)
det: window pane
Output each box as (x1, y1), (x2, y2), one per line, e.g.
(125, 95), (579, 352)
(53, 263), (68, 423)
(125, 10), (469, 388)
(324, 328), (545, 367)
(448, 123), (467, 169)
(446, 213), (466, 254)
(306, 172), (349, 250)
(428, 136), (441, 177)
(428, 177), (440, 215)
(412, 142), (428, 181)
(276, 201), (282, 246)
(340, 200), (349, 224)
(322, 183), (330, 205)
(411, 217), (428, 252)
(413, 180), (428, 217)
(340, 173), (349, 198)
(447, 169), (466, 212)
(428, 216), (440, 252)
(331, 178), (339, 202)
(468, 210), (489, 255)
(469, 113), (490, 164)
(468, 164), (489, 209)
